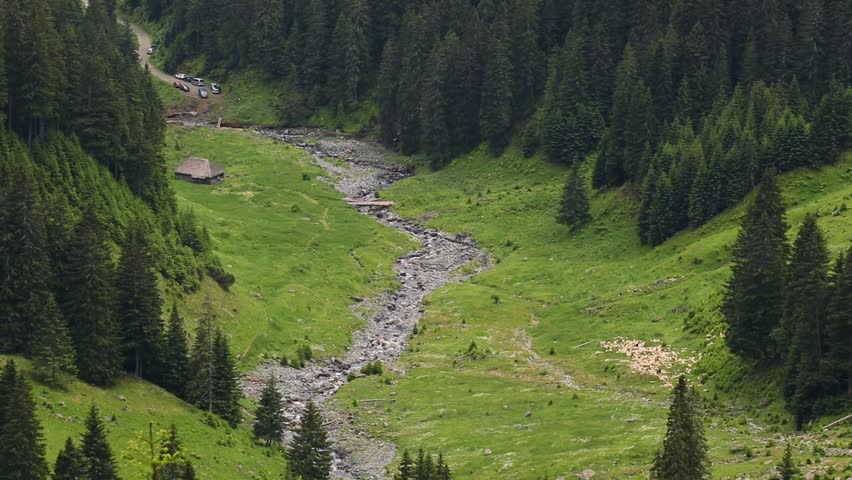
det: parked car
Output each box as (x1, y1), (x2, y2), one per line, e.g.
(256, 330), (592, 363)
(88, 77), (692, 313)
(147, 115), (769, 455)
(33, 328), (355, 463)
(174, 73), (187, 80)
(180, 83), (190, 92)
(191, 77), (204, 86)
(173, 81), (183, 89)
(146, 46), (155, 55)
(198, 87), (208, 99)
(210, 83), (221, 94)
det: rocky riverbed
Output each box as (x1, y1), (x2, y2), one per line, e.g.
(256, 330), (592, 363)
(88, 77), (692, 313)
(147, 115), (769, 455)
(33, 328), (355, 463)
(241, 128), (491, 479)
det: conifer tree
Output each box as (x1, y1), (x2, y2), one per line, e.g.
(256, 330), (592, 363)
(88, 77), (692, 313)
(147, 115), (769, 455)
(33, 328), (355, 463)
(153, 424), (196, 480)
(187, 299), (215, 413)
(288, 401), (332, 480)
(650, 376), (709, 480)
(778, 443), (799, 480)
(80, 405), (120, 480)
(0, 361), (49, 480)
(0, 361), (17, 426)
(253, 376), (284, 446)
(30, 293), (77, 385)
(479, 2), (513, 155)
(414, 448), (434, 480)
(394, 449), (414, 480)
(556, 163), (591, 231)
(0, 162), (52, 353)
(783, 214), (830, 428)
(823, 249), (852, 397)
(161, 303), (190, 399)
(212, 329), (241, 427)
(116, 224), (164, 380)
(721, 172), (788, 359)
(421, 41), (451, 168)
(53, 438), (85, 480)
(60, 209), (120, 386)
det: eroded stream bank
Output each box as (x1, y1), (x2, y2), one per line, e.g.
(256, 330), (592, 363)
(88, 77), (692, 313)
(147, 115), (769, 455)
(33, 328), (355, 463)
(241, 128), (490, 479)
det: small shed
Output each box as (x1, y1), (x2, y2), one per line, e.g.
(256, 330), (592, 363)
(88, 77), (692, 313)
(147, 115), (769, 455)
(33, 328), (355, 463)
(175, 157), (225, 184)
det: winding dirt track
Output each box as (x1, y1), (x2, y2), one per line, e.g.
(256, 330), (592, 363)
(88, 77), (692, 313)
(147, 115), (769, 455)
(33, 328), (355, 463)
(241, 128), (491, 479)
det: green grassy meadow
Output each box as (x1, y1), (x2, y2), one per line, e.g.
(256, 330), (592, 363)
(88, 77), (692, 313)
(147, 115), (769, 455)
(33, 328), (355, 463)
(164, 127), (415, 366)
(332, 146), (852, 479)
(3, 356), (285, 479)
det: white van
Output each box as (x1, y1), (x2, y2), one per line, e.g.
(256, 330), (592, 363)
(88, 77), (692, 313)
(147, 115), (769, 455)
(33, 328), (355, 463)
(191, 77), (204, 86)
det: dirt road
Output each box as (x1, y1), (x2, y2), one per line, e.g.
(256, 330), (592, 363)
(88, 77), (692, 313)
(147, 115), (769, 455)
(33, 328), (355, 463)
(128, 22), (223, 106)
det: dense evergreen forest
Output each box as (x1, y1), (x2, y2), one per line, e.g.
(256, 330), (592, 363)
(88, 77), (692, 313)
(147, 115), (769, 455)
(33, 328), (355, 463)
(0, 0), (238, 397)
(139, 0), (852, 424)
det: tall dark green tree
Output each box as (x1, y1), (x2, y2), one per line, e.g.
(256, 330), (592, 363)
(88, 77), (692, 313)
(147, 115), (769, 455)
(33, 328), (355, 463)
(556, 163), (591, 231)
(783, 214), (830, 428)
(822, 248), (852, 397)
(161, 303), (190, 399)
(478, 2), (513, 155)
(287, 401), (332, 480)
(721, 172), (788, 359)
(778, 443), (799, 480)
(421, 40), (451, 168)
(59, 209), (120, 386)
(394, 449), (414, 480)
(30, 293), (77, 385)
(0, 361), (49, 480)
(187, 299), (215, 413)
(116, 224), (164, 380)
(253, 376), (284, 446)
(53, 438), (85, 480)
(211, 329), (241, 427)
(650, 376), (709, 480)
(80, 405), (120, 480)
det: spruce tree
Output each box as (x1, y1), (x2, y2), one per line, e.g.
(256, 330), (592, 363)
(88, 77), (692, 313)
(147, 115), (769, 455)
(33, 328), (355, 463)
(53, 438), (85, 480)
(161, 303), (190, 399)
(80, 405), (120, 480)
(253, 376), (284, 446)
(212, 329), (241, 427)
(187, 299), (215, 413)
(783, 214), (830, 428)
(394, 449), (414, 480)
(154, 425), (196, 480)
(778, 443), (799, 480)
(116, 224), (164, 380)
(0, 363), (49, 480)
(287, 401), (332, 480)
(478, 2), (513, 155)
(721, 171), (788, 359)
(822, 249), (851, 397)
(414, 448), (433, 480)
(421, 40), (451, 168)
(60, 209), (120, 386)
(30, 293), (77, 385)
(556, 163), (591, 231)
(650, 376), (709, 480)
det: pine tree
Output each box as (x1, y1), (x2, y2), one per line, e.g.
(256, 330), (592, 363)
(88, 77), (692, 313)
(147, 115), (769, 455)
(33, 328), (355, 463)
(434, 453), (451, 480)
(211, 329), (241, 427)
(153, 425), (196, 480)
(414, 448), (433, 480)
(556, 163), (591, 231)
(253, 376), (284, 446)
(0, 361), (49, 480)
(161, 303), (190, 399)
(778, 443), (799, 480)
(421, 40), (451, 168)
(650, 376), (709, 480)
(53, 438), (85, 480)
(783, 214), (830, 428)
(822, 249), (852, 397)
(80, 405), (120, 480)
(0, 161), (52, 353)
(187, 298), (215, 413)
(116, 224), (164, 380)
(59, 209), (120, 386)
(721, 171), (788, 359)
(30, 293), (77, 385)
(287, 401), (331, 480)
(394, 449), (414, 480)
(479, 2), (513, 155)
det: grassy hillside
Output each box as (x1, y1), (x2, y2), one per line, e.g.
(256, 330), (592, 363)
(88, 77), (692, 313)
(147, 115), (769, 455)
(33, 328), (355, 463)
(163, 127), (415, 367)
(3, 356), (284, 479)
(333, 146), (852, 479)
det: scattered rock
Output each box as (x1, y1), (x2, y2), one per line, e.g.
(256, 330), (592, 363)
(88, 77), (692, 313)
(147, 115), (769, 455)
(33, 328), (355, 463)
(484, 449), (493, 456)
(117, 395), (127, 402)
(578, 469), (595, 480)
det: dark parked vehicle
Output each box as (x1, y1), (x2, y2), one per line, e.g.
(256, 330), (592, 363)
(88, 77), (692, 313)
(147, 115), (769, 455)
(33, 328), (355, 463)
(180, 83), (190, 92)
(198, 87), (208, 99)
(210, 83), (221, 94)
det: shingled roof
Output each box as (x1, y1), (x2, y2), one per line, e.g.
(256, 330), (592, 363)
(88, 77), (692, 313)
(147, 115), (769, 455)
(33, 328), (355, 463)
(175, 157), (225, 180)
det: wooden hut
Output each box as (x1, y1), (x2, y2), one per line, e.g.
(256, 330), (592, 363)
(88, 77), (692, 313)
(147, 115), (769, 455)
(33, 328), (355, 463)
(175, 157), (225, 184)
